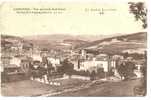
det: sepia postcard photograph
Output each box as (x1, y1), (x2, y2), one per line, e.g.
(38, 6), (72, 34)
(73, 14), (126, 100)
(0, 0), (148, 97)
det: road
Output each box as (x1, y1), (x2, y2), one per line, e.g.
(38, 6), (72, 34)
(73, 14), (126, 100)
(53, 79), (143, 96)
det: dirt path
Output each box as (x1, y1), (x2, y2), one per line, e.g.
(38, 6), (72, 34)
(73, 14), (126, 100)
(52, 79), (142, 96)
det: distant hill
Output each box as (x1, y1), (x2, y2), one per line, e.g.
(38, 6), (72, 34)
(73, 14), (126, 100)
(24, 34), (106, 42)
(77, 32), (147, 54)
(1, 34), (22, 46)
(1, 34), (33, 51)
(1, 32), (147, 54)
(23, 34), (99, 50)
(1, 34), (22, 40)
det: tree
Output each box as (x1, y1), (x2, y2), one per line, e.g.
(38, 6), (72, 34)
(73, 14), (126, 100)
(97, 68), (105, 78)
(59, 59), (74, 77)
(117, 62), (126, 80)
(128, 2), (147, 28)
(117, 61), (136, 80)
(123, 52), (129, 59)
(90, 70), (97, 81)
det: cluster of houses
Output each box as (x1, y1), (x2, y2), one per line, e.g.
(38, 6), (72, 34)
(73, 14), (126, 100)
(1, 38), (146, 82)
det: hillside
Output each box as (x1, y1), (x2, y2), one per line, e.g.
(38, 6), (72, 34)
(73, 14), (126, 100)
(24, 34), (106, 42)
(1, 32), (147, 54)
(1, 34), (89, 51)
(77, 32), (147, 54)
(24, 34), (91, 50)
(1, 34), (33, 51)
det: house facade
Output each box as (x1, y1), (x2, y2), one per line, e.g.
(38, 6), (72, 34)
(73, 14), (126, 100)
(72, 50), (116, 73)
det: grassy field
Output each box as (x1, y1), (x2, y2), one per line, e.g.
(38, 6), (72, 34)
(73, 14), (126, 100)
(1, 78), (144, 97)
(54, 79), (143, 96)
(1, 79), (89, 96)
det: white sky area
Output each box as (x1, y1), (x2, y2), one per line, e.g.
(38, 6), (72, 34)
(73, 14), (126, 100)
(0, 0), (146, 36)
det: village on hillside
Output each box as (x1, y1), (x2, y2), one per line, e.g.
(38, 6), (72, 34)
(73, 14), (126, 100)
(0, 33), (147, 96)
(0, 1), (147, 97)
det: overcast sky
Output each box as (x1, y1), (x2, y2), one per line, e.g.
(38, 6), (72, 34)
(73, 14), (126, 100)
(0, 0), (146, 36)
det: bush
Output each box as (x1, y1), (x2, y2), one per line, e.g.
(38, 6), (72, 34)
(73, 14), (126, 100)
(97, 68), (105, 78)
(72, 70), (91, 77)
(117, 61), (136, 80)
(57, 59), (74, 76)
(90, 71), (97, 80)
(108, 67), (114, 76)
